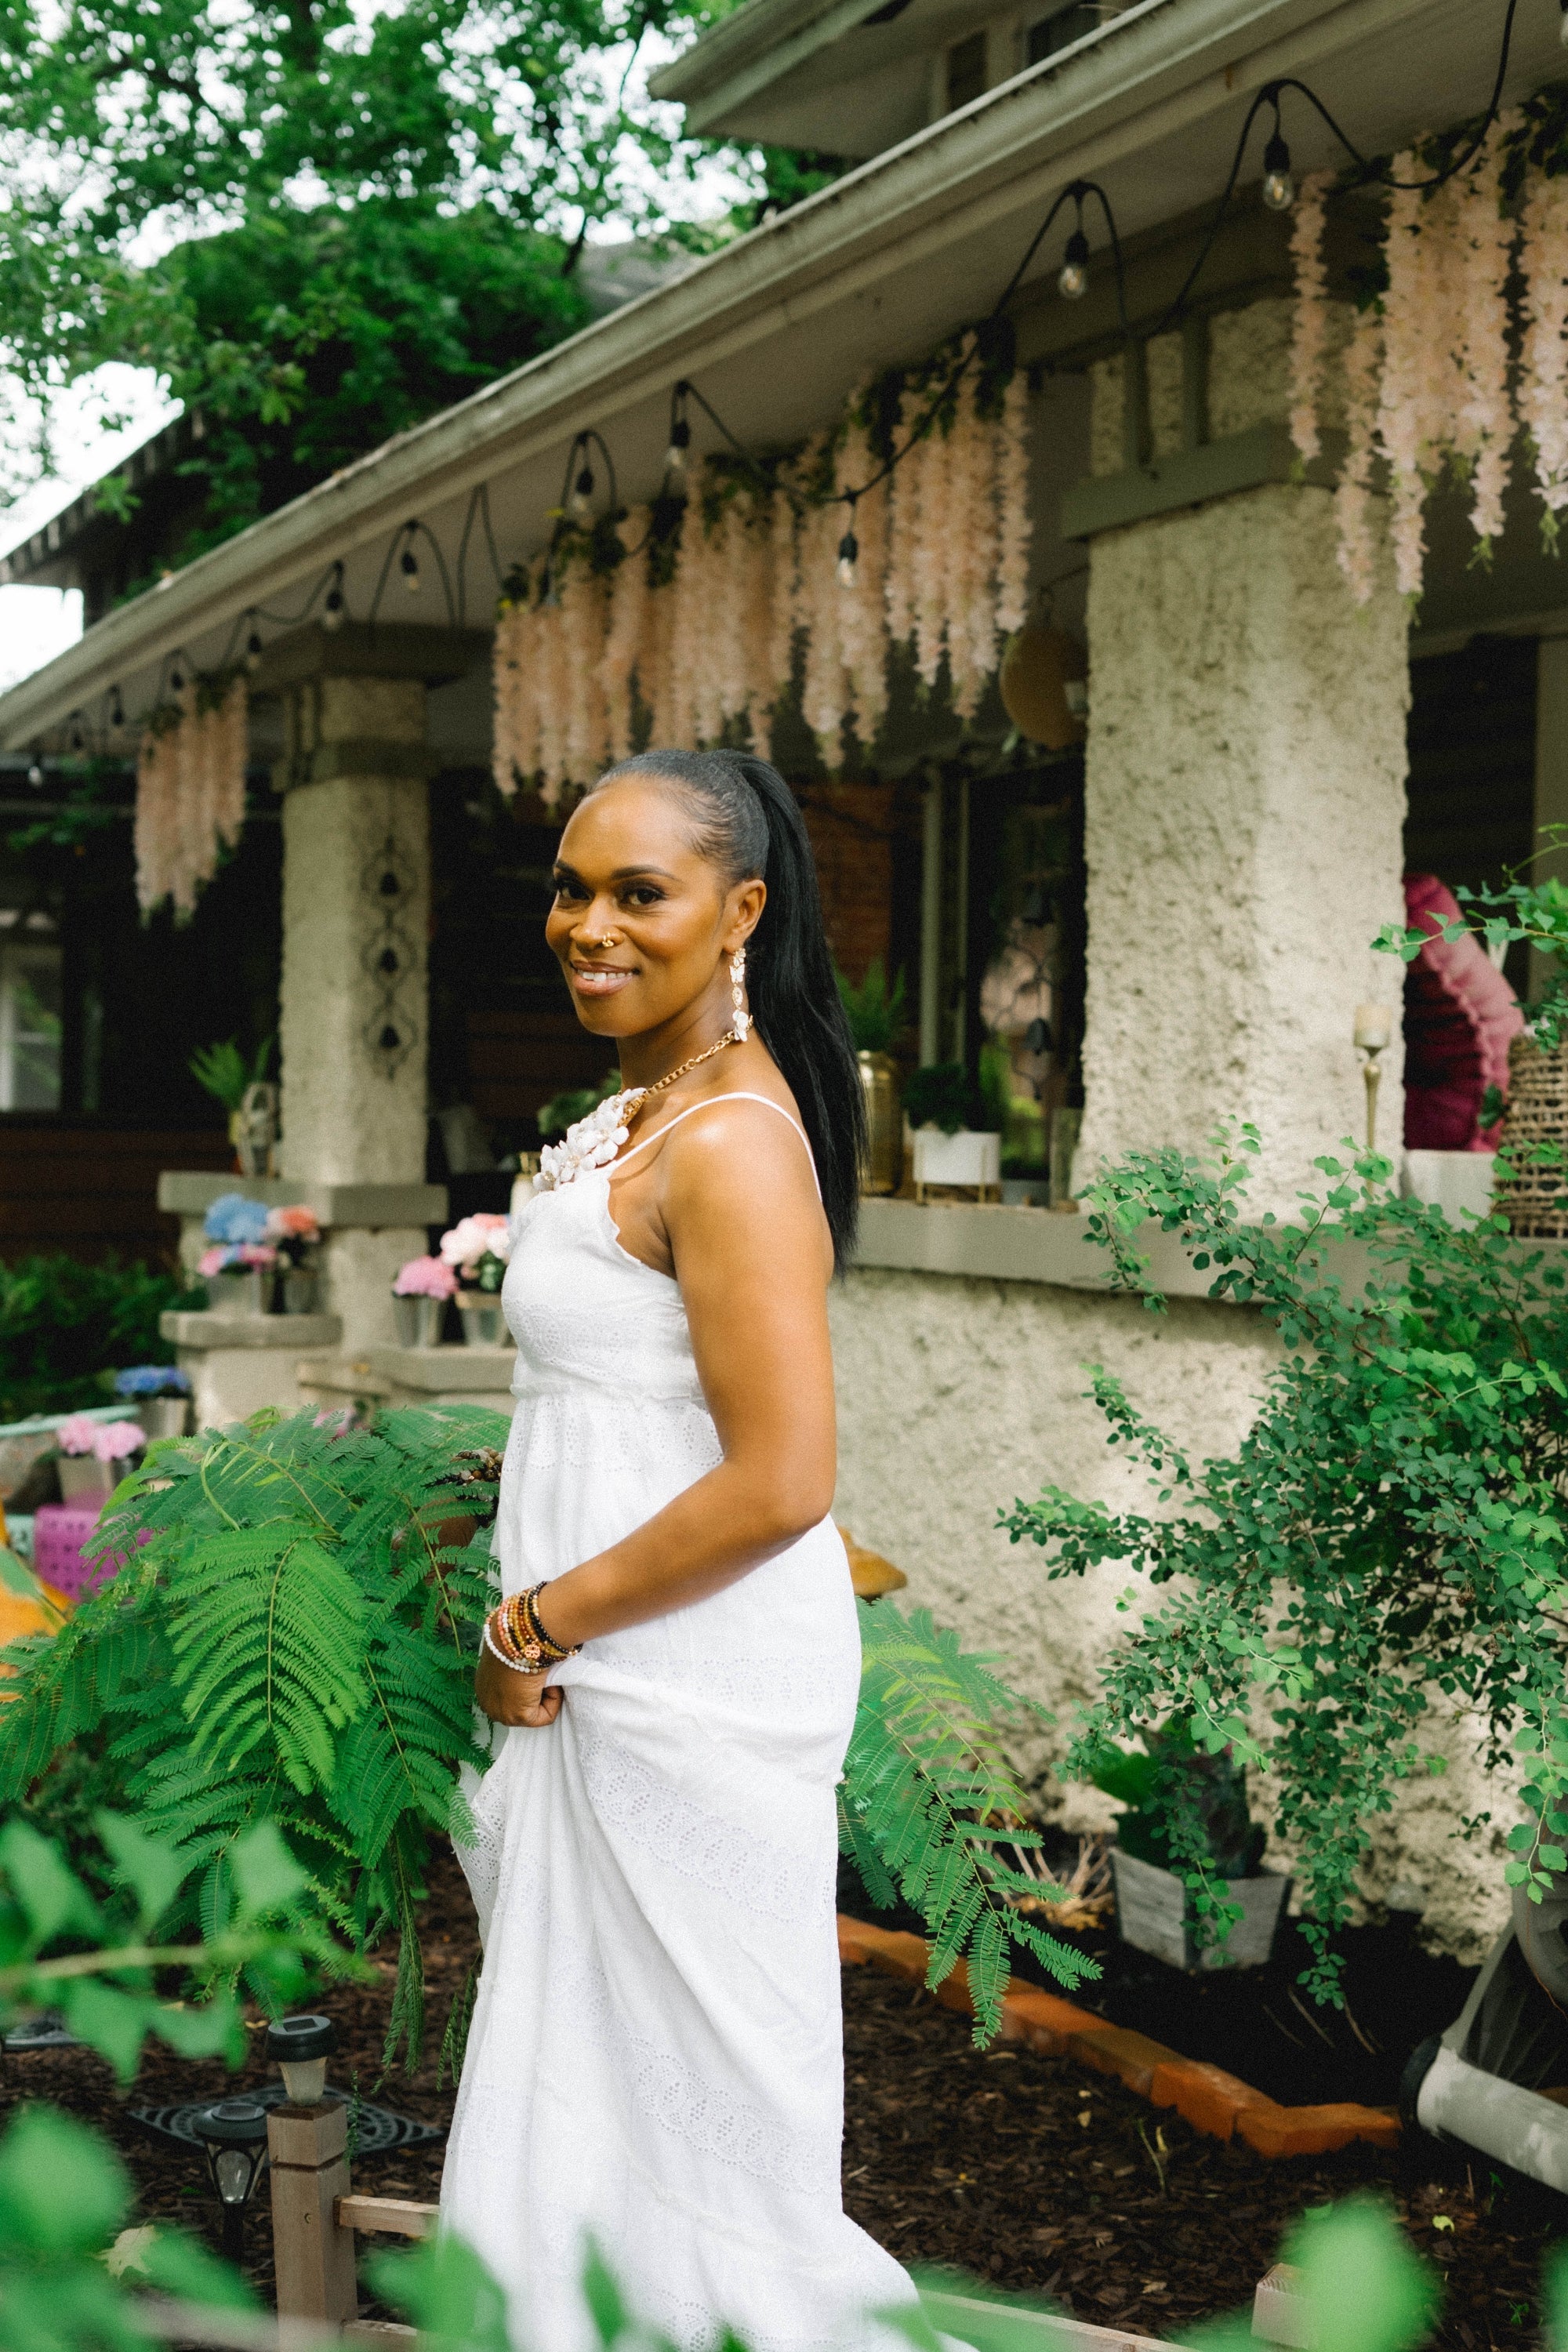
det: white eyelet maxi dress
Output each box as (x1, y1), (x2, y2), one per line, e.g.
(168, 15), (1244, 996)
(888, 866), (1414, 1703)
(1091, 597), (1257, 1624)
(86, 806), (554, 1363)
(441, 1095), (919, 2352)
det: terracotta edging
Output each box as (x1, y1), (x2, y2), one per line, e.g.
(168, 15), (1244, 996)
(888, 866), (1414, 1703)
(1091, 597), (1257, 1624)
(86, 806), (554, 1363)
(837, 1914), (1399, 2159)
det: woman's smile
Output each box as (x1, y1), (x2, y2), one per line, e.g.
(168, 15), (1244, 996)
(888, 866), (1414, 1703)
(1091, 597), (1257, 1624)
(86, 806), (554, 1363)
(568, 960), (637, 998)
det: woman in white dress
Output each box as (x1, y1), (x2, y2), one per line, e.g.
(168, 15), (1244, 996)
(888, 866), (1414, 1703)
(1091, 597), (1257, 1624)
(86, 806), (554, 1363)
(441, 750), (920, 2352)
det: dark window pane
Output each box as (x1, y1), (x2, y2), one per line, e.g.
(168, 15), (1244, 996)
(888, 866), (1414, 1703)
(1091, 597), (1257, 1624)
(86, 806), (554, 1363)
(1027, 2), (1100, 66)
(946, 31), (987, 109)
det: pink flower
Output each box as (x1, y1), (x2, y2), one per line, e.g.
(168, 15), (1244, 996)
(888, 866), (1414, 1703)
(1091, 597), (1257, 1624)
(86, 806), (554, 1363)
(56, 1414), (102, 1457)
(196, 1244), (232, 1278)
(439, 1214), (513, 1272)
(394, 1254), (459, 1300)
(93, 1421), (146, 1462)
(266, 1205), (321, 1244)
(238, 1244), (278, 1269)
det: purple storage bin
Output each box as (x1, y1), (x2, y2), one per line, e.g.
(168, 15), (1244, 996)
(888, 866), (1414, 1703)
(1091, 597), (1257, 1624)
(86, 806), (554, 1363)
(32, 1504), (146, 1602)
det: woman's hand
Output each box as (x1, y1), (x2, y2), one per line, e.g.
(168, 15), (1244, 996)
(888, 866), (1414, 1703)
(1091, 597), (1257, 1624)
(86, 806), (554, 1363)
(475, 1642), (564, 1728)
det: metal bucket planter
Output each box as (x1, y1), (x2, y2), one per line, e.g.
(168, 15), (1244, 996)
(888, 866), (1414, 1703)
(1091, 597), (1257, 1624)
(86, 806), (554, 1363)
(280, 1268), (319, 1315)
(1110, 1848), (1291, 1972)
(457, 1294), (506, 1347)
(205, 1269), (272, 1316)
(137, 1397), (191, 1439)
(393, 1294), (448, 1348)
(857, 1053), (901, 1194)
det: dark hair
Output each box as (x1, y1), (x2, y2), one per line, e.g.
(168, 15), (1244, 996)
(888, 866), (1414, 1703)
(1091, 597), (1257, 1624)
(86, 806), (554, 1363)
(590, 748), (866, 1269)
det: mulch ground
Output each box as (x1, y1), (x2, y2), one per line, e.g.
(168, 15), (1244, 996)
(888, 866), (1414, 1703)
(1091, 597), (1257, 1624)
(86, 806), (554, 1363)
(1, 1850), (1560, 2346)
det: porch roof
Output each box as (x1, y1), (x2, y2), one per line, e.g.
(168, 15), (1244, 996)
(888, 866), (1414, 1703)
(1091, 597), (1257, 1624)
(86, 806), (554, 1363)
(0, 0), (1555, 751)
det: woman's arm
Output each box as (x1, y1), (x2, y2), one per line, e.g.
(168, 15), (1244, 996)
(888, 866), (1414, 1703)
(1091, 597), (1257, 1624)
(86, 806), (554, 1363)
(475, 1099), (837, 1728)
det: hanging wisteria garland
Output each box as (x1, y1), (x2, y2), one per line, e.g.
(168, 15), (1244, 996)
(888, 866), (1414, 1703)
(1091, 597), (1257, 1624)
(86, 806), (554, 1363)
(132, 670), (249, 917)
(492, 325), (1033, 808)
(1290, 86), (1568, 604)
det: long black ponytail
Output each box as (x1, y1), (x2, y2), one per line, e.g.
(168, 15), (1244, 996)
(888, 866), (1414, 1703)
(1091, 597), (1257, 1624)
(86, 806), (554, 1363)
(590, 748), (867, 1269)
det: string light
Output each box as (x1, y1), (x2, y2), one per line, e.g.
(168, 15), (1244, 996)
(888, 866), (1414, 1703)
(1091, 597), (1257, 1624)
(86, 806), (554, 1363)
(323, 563), (346, 631)
(108, 687), (125, 733)
(26, 757), (42, 788)
(1560, 0), (1567, 47)
(1058, 226), (1090, 299)
(245, 622), (263, 671)
(1261, 99), (1295, 211)
(399, 528), (421, 593)
(568, 460), (595, 523)
(837, 522), (859, 590)
(169, 665), (184, 692)
(664, 386), (692, 492)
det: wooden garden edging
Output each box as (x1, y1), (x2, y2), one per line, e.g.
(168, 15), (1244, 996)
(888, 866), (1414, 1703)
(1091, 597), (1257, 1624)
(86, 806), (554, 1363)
(838, 1915), (1400, 2160)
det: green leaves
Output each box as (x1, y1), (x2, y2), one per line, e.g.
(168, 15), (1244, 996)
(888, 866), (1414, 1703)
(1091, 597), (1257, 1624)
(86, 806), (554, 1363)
(844, 1601), (1098, 2040)
(1002, 1127), (1568, 1998)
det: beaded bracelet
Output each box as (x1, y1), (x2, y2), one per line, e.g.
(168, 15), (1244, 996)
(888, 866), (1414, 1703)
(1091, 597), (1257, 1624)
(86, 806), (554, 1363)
(486, 1583), (580, 1673)
(482, 1620), (540, 1676)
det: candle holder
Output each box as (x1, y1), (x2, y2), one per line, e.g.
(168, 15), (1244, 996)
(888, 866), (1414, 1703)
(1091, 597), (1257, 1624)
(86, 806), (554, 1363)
(1354, 1004), (1395, 1152)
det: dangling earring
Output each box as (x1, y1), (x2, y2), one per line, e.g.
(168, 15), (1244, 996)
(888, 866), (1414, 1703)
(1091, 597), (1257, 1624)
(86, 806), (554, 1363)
(730, 946), (751, 1042)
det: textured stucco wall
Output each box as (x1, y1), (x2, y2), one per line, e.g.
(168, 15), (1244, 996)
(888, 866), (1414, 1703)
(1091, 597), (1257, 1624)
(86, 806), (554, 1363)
(1074, 480), (1410, 1217)
(831, 1269), (1514, 1959)
(278, 674), (433, 1349)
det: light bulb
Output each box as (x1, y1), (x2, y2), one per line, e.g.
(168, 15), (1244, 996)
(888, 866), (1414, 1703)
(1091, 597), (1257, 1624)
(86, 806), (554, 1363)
(837, 528), (858, 590)
(1560, 0), (1567, 48)
(1261, 130), (1294, 212)
(664, 416), (691, 491)
(569, 465), (594, 523)
(323, 575), (345, 631)
(1058, 227), (1089, 301)
(245, 630), (263, 672)
(400, 545), (420, 593)
(108, 689), (125, 731)
(279, 2055), (328, 2104)
(27, 761), (42, 788)
(169, 667), (183, 693)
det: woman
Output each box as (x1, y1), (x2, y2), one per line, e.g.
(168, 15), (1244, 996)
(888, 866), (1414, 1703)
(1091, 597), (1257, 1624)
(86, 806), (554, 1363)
(441, 749), (916, 2352)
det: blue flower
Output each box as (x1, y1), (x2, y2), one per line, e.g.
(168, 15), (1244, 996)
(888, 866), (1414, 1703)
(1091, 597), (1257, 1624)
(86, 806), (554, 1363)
(204, 1192), (271, 1244)
(114, 1364), (191, 1397)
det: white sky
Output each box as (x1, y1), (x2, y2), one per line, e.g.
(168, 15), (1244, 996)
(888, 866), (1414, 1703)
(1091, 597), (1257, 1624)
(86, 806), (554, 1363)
(0, 365), (177, 691)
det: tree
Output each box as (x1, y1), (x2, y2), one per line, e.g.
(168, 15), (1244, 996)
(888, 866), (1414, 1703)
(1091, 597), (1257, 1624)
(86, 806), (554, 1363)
(0, 0), (812, 543)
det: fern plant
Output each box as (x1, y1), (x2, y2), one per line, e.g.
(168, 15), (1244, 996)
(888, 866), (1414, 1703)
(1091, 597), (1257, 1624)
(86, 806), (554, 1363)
(3, 1406), (1091, 2063)
(1, 1403), (504, 2070)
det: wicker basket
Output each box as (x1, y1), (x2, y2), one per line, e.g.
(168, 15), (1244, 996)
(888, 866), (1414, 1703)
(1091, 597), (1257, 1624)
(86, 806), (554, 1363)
(1494, 1033), (1568, 1237)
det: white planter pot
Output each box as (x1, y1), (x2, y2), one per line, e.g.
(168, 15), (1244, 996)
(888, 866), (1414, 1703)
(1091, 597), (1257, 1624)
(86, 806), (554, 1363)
(137, 1397), (190, 1439)
(912, 1127), (1001, 1195)
(1110, 1847), (1291, 1973)
(57, 1454), (114, 1503)
(204, 1269), (272, 1316)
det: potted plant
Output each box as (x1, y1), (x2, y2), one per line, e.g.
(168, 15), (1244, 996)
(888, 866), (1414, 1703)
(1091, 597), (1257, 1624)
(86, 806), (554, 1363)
(537, 1069), (621, 1145)
(835, 960), (906, 1195)
(189, 1036), (276, 1176)
(266, 1205), (322, 1312)
(1081, 1720), (1290, 1971)
(198, 1193), (277, 1312)
(392, 1254), (457, 1348)
(112, 1364), (191, 1439)
(438, 1214), (511, 1345)
(53, 1414), (145, 1503)
(904, 1062), (1001, 1200)
(1000, 1123), (1568, 1999)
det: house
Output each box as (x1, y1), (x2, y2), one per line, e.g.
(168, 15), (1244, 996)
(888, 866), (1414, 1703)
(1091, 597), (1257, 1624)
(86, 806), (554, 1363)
(1, 0), (1563, 1948)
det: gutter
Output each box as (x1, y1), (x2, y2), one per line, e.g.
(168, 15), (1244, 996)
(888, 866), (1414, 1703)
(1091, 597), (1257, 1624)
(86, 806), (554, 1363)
(0, 0), (1467, 746)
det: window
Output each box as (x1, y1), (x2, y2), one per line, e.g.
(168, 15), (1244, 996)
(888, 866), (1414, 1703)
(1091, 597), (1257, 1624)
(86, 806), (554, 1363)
(946, 31), (988, 111)
(0, 938), (64, 1109)
(1026, 1), (1101, 65)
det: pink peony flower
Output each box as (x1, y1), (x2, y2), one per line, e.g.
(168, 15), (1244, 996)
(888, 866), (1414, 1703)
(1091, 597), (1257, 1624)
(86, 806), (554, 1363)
(197, 1243), (234, 1277)
(93, 1421), (146, 1462)
(238, 1243), (278, 1268)
(266, 1205), (321, 1245)
(394, 1254), (459, 1300)
(438, 1214), (513, 1272)
(56, 1414), (102, 1457)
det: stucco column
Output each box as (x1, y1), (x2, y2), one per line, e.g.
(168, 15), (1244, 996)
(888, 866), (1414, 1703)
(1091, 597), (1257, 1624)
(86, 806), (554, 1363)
(257, 622), (484, 1350)
(1073, 479), (1409, 1218)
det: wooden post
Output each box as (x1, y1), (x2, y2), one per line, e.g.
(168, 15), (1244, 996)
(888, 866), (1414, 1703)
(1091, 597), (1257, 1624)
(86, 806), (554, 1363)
(267, 2100), (358, 2328)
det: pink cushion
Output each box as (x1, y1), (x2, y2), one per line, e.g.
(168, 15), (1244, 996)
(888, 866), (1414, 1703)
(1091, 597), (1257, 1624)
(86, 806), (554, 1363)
(1403, 873), (1524, 1152)
(31, 1505), (148, 1602)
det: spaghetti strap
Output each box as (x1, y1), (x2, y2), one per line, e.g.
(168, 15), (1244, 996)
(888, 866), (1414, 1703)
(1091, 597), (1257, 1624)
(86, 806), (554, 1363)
(609, 1091), (821, 1199)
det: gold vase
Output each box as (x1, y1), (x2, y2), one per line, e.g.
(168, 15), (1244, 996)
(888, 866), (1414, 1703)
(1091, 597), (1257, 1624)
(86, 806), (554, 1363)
(857, 1052), (901, 1194)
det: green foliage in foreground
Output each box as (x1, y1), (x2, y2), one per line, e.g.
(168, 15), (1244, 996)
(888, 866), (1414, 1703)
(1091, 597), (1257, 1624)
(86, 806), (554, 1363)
(0, 1406), (502, 2071)
(0, 1257), (194, 1425)
(2, 1405), (1087, 2066)
(0, 1808), (342, 2081)
(1000, 1127), (1568, 1999)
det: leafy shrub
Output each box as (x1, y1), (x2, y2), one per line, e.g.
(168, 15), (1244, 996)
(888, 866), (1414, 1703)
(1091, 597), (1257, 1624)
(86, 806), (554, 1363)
(835, 959), (906, 1054)
(1000, 1127), (1568, 1997)
(1080, 1720), (1265, 1880)
(0, 1254), (199, 1425)
(903, 1063), (979, 1135)
(2, 1406), (1094, 2057)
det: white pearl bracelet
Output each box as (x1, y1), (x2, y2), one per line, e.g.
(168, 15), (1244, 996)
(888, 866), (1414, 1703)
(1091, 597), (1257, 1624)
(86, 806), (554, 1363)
(483, 1621), (545, 1676)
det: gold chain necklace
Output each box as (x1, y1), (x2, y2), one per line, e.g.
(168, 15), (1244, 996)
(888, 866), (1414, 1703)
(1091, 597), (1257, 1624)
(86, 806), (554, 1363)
(623, 1029), (742, 1122)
